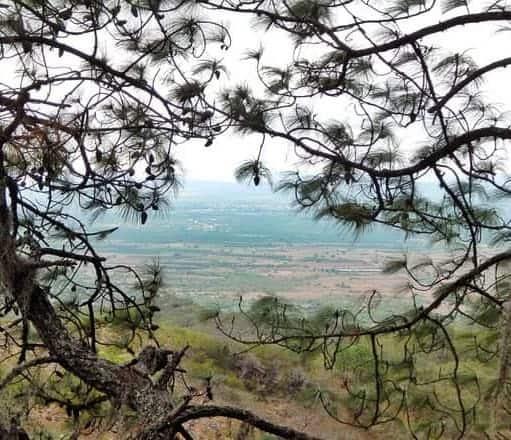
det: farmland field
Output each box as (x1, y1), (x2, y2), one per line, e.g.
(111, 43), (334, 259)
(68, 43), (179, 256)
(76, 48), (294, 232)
(81, 181), (469, 315)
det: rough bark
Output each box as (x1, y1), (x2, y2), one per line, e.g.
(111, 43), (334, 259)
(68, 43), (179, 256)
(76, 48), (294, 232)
(0, 88), (321, 440)
(0, 226), (321, 439)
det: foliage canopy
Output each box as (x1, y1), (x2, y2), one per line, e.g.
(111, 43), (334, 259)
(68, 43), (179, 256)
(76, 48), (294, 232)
(0, 0), (511, 438)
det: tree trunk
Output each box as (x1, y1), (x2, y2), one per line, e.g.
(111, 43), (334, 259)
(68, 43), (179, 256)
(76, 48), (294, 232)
(0, 237), (321, 439)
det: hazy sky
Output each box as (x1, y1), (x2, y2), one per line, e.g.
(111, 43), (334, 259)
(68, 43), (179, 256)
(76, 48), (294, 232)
(175, 13), (297, 184)
(174, 6), (511, 183)
(18, 3), (509, 185)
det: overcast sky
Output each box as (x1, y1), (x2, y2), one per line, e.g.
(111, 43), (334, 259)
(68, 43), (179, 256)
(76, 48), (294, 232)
(174, 13), (296, 184)
(173, 5), (511, 184)
(17, 3), (511, 185)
